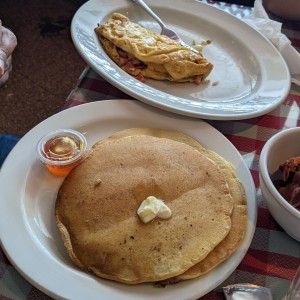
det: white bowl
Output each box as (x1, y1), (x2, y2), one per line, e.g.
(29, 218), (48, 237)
(259, 127), (300, 241)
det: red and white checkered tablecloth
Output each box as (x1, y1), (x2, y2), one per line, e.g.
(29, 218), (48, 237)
(1, 1), (300, 299)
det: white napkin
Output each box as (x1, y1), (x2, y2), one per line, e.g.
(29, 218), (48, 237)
(243, 0), (300, 86)
(0, 20), (17, 76)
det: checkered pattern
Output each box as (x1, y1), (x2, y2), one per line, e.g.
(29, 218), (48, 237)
(1, 1), (300, 299)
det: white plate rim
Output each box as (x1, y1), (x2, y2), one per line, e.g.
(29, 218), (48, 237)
(70, 0), (290, 120)
(0, 100), (257, 300)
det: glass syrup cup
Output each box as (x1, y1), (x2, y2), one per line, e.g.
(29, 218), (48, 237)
(283, 265), (300, 300)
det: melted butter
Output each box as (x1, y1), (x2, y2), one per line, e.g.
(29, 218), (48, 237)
(137, 196), (172, 223)
(44, 136), (81, 161)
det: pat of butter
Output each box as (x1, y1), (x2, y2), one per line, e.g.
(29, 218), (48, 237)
(137, 196), (172, 223)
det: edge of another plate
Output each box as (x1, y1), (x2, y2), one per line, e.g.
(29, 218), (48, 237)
(70, 0), (290, 120)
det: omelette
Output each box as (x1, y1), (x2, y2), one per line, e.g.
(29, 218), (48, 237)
(94, 13), (213, 84)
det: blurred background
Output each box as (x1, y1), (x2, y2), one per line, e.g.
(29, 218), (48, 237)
(0, 0), (87, 136)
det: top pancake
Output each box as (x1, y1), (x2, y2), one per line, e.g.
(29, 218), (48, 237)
(102, 128), (247, 282)
(55, 133), (234, 284)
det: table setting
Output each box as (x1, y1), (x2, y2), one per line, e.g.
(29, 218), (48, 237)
(0, 0), (300, 299)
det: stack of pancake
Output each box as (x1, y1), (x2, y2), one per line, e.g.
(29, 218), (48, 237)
(55, 128), (247, 284)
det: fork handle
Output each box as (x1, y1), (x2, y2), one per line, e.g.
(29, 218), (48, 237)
(130, 0), (165, 29)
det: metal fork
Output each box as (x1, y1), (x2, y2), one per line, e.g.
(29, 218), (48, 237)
(130, 0), (199, 54)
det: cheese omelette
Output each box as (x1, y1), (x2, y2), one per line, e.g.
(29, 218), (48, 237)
(94, 13), (213, 84)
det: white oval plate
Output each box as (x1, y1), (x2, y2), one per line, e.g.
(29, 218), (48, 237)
(70, 0), (290, 120)
(0, 100), (256, 300)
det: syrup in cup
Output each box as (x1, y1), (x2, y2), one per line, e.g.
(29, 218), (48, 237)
(36, 129), (87, 176)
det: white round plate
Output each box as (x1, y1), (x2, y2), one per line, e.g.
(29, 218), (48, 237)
(70, 0), (290, 120)
(0, 100), (257, 299)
